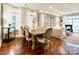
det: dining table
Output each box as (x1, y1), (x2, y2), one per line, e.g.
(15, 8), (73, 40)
(30, 30), (45, 35)
(29, 29), (46, 49)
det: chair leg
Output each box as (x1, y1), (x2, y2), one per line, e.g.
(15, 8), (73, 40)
(44, 43), (51, 54)
(28, 41), (29, 48)
(48, 43), (51, 54)
(25, 38), (29, 48)
(43, 44), (47, 54)
(28, 40), (30, 48)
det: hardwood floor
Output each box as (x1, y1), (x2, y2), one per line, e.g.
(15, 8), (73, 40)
(0, 38), (44, 55)
(0, 37), (79, 55)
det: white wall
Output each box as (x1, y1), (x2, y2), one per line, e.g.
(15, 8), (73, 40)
(3, 4), (21, 29)
(1, 4), (64, 37)
(38, 12), (44, 28)
(54, 16), (61, 29)
(1, 4), (22, 38)
(21, 7), (38, 30)
(38, 12), (61, 29)
(21, 7), (28, 27)
(3, 4), (12, 27)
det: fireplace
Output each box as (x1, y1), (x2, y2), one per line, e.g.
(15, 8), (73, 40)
(65, 25), (73, 32)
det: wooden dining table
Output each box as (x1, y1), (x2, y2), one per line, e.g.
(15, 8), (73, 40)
(30, 30), (45, 35)
(29, 29), (46, 49)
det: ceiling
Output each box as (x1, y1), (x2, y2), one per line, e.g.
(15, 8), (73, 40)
(10, 3), (79, 16)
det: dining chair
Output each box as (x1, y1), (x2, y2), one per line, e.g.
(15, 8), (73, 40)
(20, 26), (25, 37)
(41, 26), (47, 31)
(24, 25), (30, 30)
(24, 27), (33, 48)
(37, 28), (52, 54)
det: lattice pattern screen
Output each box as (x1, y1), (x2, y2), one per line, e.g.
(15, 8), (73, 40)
(44, 13), (54, 27)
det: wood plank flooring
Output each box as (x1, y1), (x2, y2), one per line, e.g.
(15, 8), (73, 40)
(0, 38), (44, 55)
(0, 37), (79, 55)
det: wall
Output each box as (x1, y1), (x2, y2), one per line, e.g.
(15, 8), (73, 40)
(3, 4), (12, 28)
(20, 7), (28, 27)
(38, 12), (44, 28)
(2, 4), (63, 30)
(1, 4), (22, 37)
(21, 7), (38, 30)
(38, 12), (61, 29)
(54, 16), (61, 29)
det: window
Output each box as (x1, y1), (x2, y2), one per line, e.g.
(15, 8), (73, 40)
(2, 4), (21, 38)
(3, 4), (19, 28)
(11, 8), (21, 30)
(12, 15), (16, 27)
(65, 15), (79, 33)
(27, 10), (38, 29)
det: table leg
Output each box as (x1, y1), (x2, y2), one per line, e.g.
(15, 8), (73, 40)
(31, 35), (38, 50)
(32, 38), (35, 50)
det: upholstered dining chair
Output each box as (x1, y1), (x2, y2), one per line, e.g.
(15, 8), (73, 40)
(20, 26), (25, 37)
(37, 28), (52, 54)
(24, 25), (30, 30)
(24, 27), (33, 48)
(41, 26), (47, 32)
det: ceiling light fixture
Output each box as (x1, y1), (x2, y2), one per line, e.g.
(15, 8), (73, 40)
(24, 4), (28, 6)
(49, 6), (52, 9)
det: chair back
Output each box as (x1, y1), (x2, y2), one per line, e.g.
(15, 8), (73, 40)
(24, 25), (30, 30)
(45, 28), (52, 40)
(20, 26), (25, 36)
(24, 27), (30, 37)
(41, 26), (47, 31)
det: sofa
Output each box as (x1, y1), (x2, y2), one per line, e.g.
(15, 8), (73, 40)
(52, 28), (66, 39)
